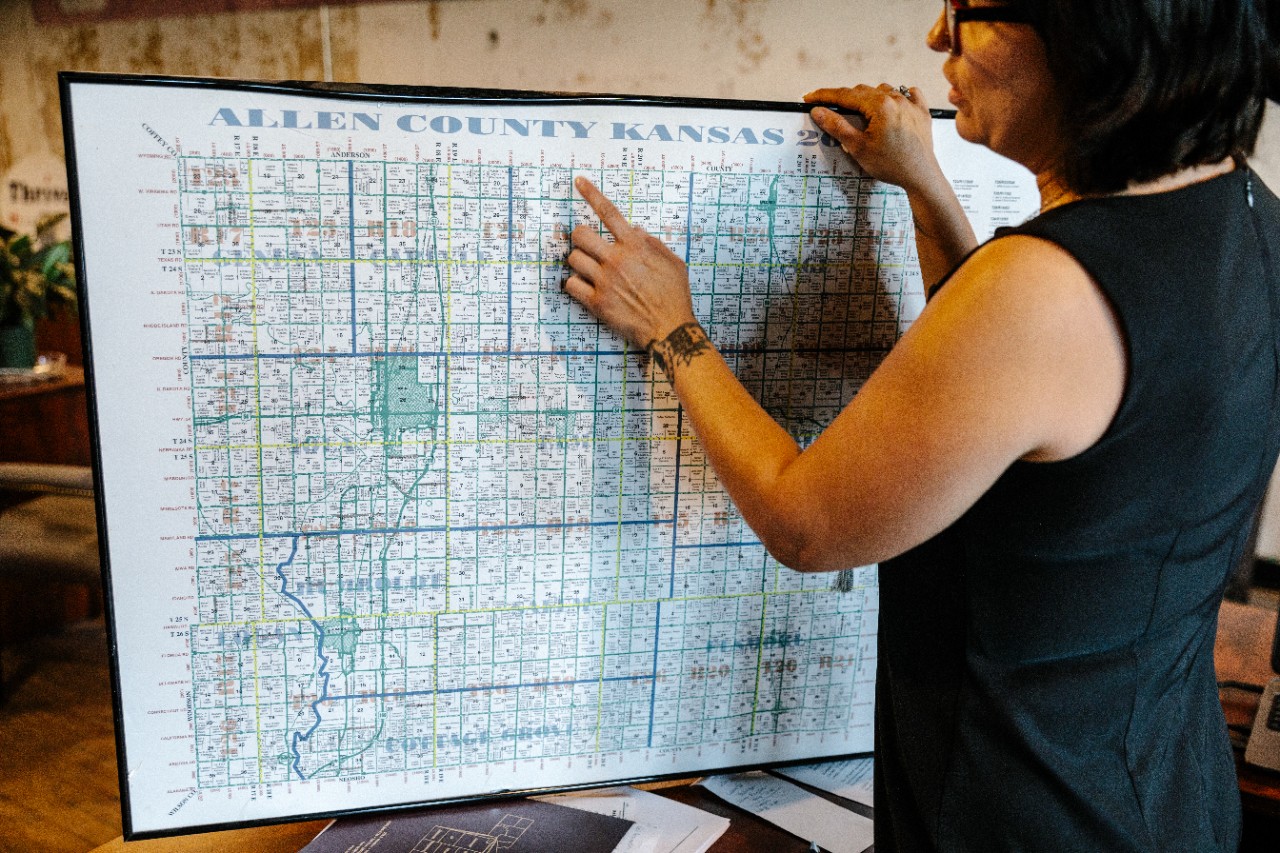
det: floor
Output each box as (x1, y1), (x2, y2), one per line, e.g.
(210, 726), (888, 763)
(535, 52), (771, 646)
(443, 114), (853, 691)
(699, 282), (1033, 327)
(0, 619), (121, 853)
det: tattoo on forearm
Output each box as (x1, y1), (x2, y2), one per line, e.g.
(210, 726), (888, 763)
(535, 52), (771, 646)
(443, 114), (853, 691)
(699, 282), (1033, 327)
(647, 322), (712, 380)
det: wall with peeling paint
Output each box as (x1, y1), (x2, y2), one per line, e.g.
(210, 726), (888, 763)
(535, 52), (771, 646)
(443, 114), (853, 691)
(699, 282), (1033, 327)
(0, 0), (951, 169)
(3, 0), (1275, 179)
(5, 0), (1280, 555)
(358, 0), (941, 103)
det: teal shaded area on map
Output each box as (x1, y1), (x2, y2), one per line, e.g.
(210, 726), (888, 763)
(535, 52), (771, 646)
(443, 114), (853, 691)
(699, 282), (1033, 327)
(371, 356), (440, 442)
(323, 613), (362, 676)
(323, 614), (361, 656)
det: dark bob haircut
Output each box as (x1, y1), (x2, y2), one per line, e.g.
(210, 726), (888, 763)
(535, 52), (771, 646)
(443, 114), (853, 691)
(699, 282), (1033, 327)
(1022, 0), (1279, 195)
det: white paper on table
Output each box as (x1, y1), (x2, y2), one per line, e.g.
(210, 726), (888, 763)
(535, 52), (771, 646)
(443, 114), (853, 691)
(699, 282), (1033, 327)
(536, 786), (731, 853)
(774, 756), (875, 807)
(699, 772), (874, 853)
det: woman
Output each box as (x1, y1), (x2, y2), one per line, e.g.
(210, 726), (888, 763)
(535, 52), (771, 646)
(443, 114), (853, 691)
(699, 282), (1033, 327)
(565, 1), (1279, 850)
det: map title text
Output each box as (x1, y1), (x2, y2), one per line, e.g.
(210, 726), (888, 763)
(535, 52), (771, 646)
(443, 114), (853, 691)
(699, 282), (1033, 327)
(208, 107), (789, 145)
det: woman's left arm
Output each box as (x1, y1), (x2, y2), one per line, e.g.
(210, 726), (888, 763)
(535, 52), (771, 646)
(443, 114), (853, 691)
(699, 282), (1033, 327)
(565, 178), (1125, 572)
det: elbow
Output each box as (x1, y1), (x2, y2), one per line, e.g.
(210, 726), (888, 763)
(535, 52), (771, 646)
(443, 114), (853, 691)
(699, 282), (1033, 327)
(746, 475), (899, 572)
(757, 532), (809, 573)
(757, 522), (847, 575)
(749, 482), (837, 572)
(755, 510), (891, 574)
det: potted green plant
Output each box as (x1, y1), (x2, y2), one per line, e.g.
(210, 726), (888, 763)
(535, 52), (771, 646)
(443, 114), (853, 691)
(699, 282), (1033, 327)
(0, 214), (76, 370)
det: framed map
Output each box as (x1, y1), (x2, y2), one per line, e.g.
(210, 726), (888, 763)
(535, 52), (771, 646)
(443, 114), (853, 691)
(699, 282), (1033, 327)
(60, 73), (1036, 838)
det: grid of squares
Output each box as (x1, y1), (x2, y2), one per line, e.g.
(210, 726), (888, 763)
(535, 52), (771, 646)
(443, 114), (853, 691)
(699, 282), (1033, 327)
(181, 153), (907, 787)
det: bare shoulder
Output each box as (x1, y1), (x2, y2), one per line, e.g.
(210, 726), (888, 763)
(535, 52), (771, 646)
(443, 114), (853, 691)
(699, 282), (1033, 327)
(937, 234), (1108, 327)
(910, 232), (1127, 462)
(784, 233), (1128, 565)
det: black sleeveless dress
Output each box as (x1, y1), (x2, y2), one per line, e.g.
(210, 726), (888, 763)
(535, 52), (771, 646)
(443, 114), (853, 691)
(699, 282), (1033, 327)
(875, 166), (1280, 852)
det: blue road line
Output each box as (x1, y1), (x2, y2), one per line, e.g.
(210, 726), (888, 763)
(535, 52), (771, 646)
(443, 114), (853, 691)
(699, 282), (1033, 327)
(196, 517), (674, 544)
(348, 162), (357, 354)
(507, 166), (515, 353)
(684, 172), (696, 263)
(319, 673), (652, 704)
(189, 344), (887, 361)
(647, 600), (662, 747)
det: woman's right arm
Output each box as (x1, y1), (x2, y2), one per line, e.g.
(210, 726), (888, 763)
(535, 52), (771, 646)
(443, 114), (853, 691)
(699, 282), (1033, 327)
(565, 178), (1126, 572)
(805, 84), (978, 290)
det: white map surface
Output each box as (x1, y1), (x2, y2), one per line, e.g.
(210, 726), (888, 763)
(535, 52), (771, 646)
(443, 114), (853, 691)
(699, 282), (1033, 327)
(64, 78), (1036, 835)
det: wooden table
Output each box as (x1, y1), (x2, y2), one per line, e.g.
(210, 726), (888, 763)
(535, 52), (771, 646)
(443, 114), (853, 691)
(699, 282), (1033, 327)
(87, 821), (330, 853)
(0, 365), (90, 466)
(1216, 600), (1280, 825)
(0, 365), (95, 641)
(87, 781), (825, 852)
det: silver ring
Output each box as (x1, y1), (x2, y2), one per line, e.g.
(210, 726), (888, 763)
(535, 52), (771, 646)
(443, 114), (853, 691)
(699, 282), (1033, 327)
(898, 85), (913, 99)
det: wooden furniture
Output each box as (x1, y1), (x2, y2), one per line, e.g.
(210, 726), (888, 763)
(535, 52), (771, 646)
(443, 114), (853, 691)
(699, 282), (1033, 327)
(0, 366), (90, 466)
(87, 821), (330, 852)
(1217, 599), (1280, 832)
(0, 366), (95, 644)
(84, 783), (823, 853)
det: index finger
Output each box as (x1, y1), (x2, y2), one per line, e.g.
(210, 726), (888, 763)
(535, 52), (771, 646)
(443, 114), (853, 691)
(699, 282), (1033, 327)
(574, 175), (633, 237)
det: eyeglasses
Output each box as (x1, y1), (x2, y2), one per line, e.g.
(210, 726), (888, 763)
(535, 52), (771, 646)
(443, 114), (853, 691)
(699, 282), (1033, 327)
(944, 1), (1034, 55)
